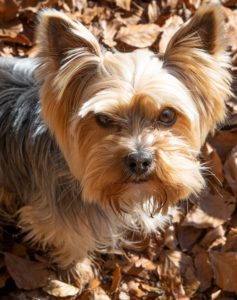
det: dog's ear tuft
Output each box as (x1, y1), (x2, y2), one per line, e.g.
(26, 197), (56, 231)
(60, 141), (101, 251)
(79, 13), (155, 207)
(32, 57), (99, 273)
(36, 9), (101, 68)
(163, 5), (232, 142)
(164, 5), (224, 57)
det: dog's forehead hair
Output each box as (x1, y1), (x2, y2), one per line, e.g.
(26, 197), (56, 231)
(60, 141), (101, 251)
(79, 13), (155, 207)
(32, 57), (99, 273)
(78, 50), (198, 124)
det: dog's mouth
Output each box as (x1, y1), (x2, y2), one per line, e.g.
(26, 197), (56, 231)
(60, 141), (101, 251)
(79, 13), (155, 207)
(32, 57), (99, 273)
(125, 174), (151, 184)
(130, 178), (149, 184)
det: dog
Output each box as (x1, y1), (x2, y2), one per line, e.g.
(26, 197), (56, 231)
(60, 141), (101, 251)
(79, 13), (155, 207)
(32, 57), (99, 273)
(0, 5), (232, 276)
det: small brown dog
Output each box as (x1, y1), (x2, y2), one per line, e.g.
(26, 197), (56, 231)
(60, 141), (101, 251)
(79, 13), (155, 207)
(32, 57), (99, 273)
(0, 5), (232, 275)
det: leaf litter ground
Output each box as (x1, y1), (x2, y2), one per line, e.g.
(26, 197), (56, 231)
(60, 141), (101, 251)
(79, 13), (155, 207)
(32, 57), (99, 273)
(1, 0), (237, 299)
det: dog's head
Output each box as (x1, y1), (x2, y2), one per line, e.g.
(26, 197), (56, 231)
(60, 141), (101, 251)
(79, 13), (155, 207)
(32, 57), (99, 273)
(36, 6), (232, 215)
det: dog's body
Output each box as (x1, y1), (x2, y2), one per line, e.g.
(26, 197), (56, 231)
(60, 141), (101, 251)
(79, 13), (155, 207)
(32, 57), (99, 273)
(0, 5), (232, 272)
(0, 57), (173, 267)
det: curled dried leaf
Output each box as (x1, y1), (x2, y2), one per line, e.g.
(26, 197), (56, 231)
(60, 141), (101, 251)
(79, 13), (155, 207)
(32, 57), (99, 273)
(116, 0), (132, 11)
(116, 24), (161, 48)
(5, 252), (49, 290)
(210, 251), (237, 293)
(43, 279), (80, 297)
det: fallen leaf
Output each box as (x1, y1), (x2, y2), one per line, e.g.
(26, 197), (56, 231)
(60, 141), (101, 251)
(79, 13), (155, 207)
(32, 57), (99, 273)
(127, 281), (146, 298)
(101, 19), (120, 48)
(194, 249), (213, 291)
(202, 143), (224, 184)
(182, 190), (236, 228)
(163, 224), (178, 250)
(0, 20), (23, 39)
(224, 145), (237, 196)
(200, 225), (226, 249)
(77, 7), (106, 25)
(223, 7), (237, 51)
(116, 24), (161, 48)
(209, 129), (237, 162)
(89, 278), (101, 290)
(210, 251), (237, 293)
(211, 289), (221, 300)
(0, 0), (18, 22)
(158, 250), (199, 297)
(43, 279), (80, 297)
(110, 264), (121, 293)
(114, 12), (140, 26)
(123, 264), (148, 279)
(148, 0), (160, 23)
(5, 252), (49, 290)
(134, 257), (156, 271)
(0, 271), (9, 288)
(222, 227), (237, 252)
(159, 15), (183, 53)
(116, 0), (132, 11)
(140, 283), (162, 294)
(178, 226), (203, 251)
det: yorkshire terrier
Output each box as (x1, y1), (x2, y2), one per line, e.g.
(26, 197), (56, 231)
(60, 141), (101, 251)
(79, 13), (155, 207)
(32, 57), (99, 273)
(0, 5), (232, 278)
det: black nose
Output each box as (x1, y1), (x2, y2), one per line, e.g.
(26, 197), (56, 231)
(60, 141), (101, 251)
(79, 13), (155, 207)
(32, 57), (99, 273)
(125, 151), (153, 175)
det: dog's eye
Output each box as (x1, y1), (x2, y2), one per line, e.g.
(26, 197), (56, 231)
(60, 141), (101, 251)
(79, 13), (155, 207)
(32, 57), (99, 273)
(158, 108), (177, 126)
(95, 114), (113, 128)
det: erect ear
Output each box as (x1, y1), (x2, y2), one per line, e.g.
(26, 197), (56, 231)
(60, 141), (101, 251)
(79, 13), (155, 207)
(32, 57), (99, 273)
(164, 5), (224, 57)
(36, 9), (102, 69)
(163, 5), (232, 143)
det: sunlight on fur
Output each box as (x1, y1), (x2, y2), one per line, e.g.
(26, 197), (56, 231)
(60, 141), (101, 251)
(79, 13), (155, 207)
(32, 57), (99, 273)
(0, 5), (232, 270)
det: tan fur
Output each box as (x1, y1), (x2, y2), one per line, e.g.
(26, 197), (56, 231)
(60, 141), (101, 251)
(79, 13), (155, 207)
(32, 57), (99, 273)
(10, 5), (232, 269)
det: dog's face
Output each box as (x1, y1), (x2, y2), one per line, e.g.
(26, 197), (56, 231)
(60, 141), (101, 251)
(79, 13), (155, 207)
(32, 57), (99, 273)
(36, 6), (232, 214)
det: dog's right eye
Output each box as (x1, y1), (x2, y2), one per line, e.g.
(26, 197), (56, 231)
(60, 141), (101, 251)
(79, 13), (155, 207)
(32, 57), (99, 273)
(95, 114), (113, 128)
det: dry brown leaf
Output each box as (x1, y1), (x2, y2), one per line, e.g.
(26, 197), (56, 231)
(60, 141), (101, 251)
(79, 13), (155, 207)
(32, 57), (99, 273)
(114, 12), (140, 26)
(210, 251), (237, 293)
(148, 0), (160, 23)
(222, 227), (237, 252)
(159, 15), (183, 53)
(209, 129), (237, 162)
(202, 142), (224, 184)
(200, 225), (226, 249)
(127, 281), (146, 298)
(101, 19), (120, 48)
(89, 278), (101, 290)
(158, 250), (199, 297)
(223, 7), (237, 51)
(0, 0), (18, 22)
(164, 225), (178, 250)
(73, 259), (94, 289)
(0, 271), (9, 288)
(211, 289), (222, 300)
(11, 243), (27, 257)
(94, 288), (110, 300)
(0, 21), (23, 39)
(224, 145), (237, 196)
(194, 249), (213, 292)
(140, 283), (161, 294)
(165, 0), (179, 9)
(178, 226), (203, 251)
(182, 190), (236, 228)
(134, 257), (156, 271)
(5, 252), (49, 290)
(43, 279), (80, 297)
(110, 264), (121, 293)
(77, 7), (106, 25)
(116, 0), (132, 11)
(123, 264), (148, 279)
(116, 24), (161, 48)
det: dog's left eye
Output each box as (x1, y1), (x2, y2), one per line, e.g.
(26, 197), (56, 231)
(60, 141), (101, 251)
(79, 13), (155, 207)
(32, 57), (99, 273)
(95, 114), (113, 128)
(158, 108), (177, 126)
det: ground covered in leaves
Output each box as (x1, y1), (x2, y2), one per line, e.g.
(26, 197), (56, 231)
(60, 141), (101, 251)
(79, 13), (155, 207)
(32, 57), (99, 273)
(1, 0), (237, 299)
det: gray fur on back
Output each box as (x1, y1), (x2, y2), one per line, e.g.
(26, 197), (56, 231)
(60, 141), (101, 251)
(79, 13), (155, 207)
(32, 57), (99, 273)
(0, 57), (79, 210)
